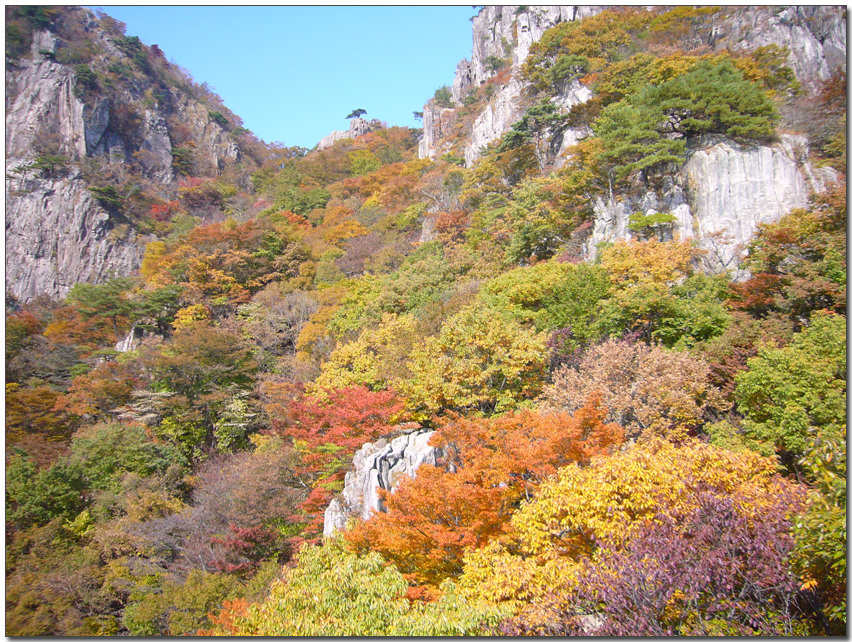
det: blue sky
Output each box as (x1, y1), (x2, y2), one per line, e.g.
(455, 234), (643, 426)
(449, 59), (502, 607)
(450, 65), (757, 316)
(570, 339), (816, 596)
(89, 6), (477, 149)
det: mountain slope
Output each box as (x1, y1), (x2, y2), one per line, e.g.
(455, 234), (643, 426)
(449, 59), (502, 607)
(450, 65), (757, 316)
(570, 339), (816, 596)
(416, 5), (844, 272)
(5, 6), (263, 302)
(4, 5), (847, 637)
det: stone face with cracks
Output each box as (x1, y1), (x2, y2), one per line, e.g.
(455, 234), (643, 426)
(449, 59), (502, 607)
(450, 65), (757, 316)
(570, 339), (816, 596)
(5, 170), (146, 302)
(6, 19), (243, 302)
(582, 135), (837, 273)
(420, 5), (603, 163)
(712, 6), (846, 94)
(323, 428), (441, 538)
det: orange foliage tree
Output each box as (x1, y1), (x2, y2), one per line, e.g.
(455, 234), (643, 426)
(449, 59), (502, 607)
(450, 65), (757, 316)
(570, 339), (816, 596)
(140, 217), (301, 307)
(6, 383), (76, 466)
(263, 384), (409, 540)
(345, 394), (623, 586)
(54, 359), (142, 421)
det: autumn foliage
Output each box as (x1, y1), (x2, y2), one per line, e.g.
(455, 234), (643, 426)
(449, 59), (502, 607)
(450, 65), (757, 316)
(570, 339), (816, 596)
(345, 395), (623, 585)
(457, 438), (808, 632)
(4, 5), (847, 636)
(264, 385), (408, 538)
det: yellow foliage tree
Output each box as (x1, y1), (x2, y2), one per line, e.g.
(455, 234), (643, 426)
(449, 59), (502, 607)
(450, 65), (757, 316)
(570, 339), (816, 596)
(312, 313), (417, 393)
(403, 305), (548, 416)
(600, 237), (696, 287)
(598, 238), (700, 341)
(198, 539), (509, 636)
(457, 439), (801, 615)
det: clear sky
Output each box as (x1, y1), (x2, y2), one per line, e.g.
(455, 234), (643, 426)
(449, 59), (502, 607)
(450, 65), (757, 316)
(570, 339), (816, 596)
(88, 5), (477, 149)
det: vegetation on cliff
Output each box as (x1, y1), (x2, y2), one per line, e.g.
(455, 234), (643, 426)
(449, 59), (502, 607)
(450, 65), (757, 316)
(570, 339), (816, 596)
(5, 5), (846, 636)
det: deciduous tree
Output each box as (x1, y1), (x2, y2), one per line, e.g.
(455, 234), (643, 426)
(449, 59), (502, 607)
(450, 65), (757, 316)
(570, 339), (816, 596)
(404, 305), (548, 416)
(457, 439), (797, 614)
(734, 311), (846, 467)
(792, 435), (847, 633)
(55, 360), (142, 420)
(502, 488), (811, 636)
(269, 386), (407, 538)
(540, 338), (727, 440)
(198, 540), (509, 636)
(345, 397), (623, 585)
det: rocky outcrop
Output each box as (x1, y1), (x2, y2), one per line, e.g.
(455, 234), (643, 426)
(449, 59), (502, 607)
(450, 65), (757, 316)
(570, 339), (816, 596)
(417, 5), (844, 272)
(83, 98), (111, 155)
(5, 31), (145, 301)
(5, 31), (88, 160)
(323, 428), (441, 537)
(115, 323), (145, 353)
(170, 94), (242, 175)
(463, 76), (524, 167)
(456, 6), (601, 99)
(420, 6), (604, 163)
(684, 137), (812, 247)
(138, 110), (174, 183)
(464, 75), (594, 167)
(420, 6), (846, 167)
(582, 135), (838, 273)
(5, 169), (147, 301)
(5, 9), (244, 302)
(317, 117), (374, 150)
(711, 6), (846, 93)
(417, 106), (458, 162)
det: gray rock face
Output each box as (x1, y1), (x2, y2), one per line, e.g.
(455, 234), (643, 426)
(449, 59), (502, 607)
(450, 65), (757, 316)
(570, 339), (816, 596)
(464, 76), (524, 167)
(139, 110), (174, 184)
(83, 98), (111, 155)
(170, 94), (242, 174)
(683, 138), (809, 256)
(115, 323), (144, 353)
(5, 170), (146, 301)
(417, 106), (457, 161)
(323, 428), (441, 538)
(711, 6), (846, 93)
(317, 117), (374, 150)
(464, 76), (593, 167)
(6, 32), (88, 160)
(5, 32), (144, 302)
(5, 16), (243, 302)
(420, 5), (603, 163)
(583, 135), (837, 274)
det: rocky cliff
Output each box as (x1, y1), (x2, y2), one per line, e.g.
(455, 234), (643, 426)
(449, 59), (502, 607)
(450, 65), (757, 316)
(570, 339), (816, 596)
(5, 7), (252, 302)
(5, 169), (145, 301)
(582, 135), (839, 272)
(323, 428), (441, 537)
(418, 5), (845, 271)
(420, 6), (846, 165)
(712, 6), (847, 94)
(419, 5), (603, 163)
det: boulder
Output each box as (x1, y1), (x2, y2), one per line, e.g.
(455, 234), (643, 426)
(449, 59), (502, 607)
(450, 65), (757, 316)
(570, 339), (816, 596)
(323, 428), (441, 537)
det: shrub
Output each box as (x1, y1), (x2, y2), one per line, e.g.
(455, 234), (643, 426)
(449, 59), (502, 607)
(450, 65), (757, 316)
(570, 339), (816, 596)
(74, 64), (98, 91)
(433, 86), (453, 108)
(208, 110), (229, 128)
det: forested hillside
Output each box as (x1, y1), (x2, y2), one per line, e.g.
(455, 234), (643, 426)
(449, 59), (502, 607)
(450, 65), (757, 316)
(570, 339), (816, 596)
(5, 5), (847, 636)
